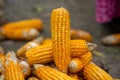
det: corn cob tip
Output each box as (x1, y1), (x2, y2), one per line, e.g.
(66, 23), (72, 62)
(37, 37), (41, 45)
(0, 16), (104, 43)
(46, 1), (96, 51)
(19, 60), (31, 77)
(23, 28), (39, 39)
(101, 35), (118, 45)
(87, 42), (97, 51)
(34, 64), (44, 69)
(32, 36), (44, 44)
(26, 42), (38, 50)
(6, 51), (17, 64)
(69, 60), (77, 69)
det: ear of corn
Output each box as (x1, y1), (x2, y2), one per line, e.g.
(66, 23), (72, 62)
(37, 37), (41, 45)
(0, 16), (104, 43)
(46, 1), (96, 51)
(102, 33), (120, 45)
(34, 64), (75, 80)
(19, 60), (31, 78)
(25, 41), (95, 66)
(26, 44), (53, 66)
(70, 29), (93, 42)
(5, 51), (25, 80)
(0, 62), (5, 80)
(1, 28), (39, 40)
(83, 62), (113, 80)
(68, 52), (92, 73)
(2, 19), (43, 30)
(51, 7), (71, 73)
(27, 77), (39, 80)
(17, 42), (39, 57)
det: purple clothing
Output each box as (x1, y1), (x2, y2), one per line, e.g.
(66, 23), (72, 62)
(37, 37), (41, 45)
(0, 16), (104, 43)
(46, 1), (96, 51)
(96, 0), (120, 23)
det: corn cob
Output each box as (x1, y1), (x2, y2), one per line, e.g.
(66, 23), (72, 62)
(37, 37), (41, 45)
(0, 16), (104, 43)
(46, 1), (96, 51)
(27, 77), (39, 80)
(83, 62), (113, 80)
(34, 64), (75, 80)
(2, 19), (43, 30)
(19, 60), (31, 78)
(5, 51), (25, 80)
(42, 38), (52, 44)
(51, 7), (71, 73)
(68, 52), (92, 73)
(42, 39), (96, 55)
(70, 29), (93, 42)
(25, 41), (96, 66)
(1, 28), (39, 40)
(26, 44), (53, 66)
(68, 73), (79, 80)
(102, 33), (120, 45)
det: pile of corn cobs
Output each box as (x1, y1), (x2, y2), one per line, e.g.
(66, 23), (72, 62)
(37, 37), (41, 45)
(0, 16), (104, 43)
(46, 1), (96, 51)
(0, 7), (118, 80)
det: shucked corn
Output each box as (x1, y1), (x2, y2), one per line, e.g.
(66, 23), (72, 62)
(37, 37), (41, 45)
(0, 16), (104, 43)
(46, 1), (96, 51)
(5, 51), (25, 80)
(51, 7), (71, 73)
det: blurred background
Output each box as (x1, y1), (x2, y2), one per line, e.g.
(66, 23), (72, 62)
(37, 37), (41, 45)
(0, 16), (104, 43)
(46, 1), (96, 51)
(0, 0), (120, 78)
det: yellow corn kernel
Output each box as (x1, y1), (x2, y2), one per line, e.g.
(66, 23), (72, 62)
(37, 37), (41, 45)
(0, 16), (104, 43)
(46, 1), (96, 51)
(27, 77), (39, 80)
(26, 44), (53, 66)
(2, 19), (43, 30)
(68, 73), (79, 80)
(19, 60), (31, 78)
(25, 42), (96, 66)
(42, 38), (52, 44)
(5, 51), (25, 80)
(83, 62), (113, 80)
(34, 64), (75, 80)
(1, 28), (39, 40)
(70, 29), (93, 42)
(68, 52), (92, 73)
(51, 7), (71, 73)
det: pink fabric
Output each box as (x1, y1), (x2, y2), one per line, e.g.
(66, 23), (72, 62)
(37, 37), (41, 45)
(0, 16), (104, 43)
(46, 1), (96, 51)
(96, 0), (120, 23)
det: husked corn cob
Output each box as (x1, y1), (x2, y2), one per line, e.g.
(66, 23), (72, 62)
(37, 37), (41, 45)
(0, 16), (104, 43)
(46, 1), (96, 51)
(83, 62), (113, 80)
(68, 73), (79, 80)
(26, 41), (96, 65)
(26, 44), (53, 66)
(34, 64), (75, 80)
(70, 29), (93, 42)
(51, 7), (71, 73)
(102, 33), (120, 45)
(2, 19), (43, 30)
(42, 38), (52, 44)
(1, 28), (39, 40)
(70, 40), (96, 57)
(19, 60), (31, 78)
(68, 52), (92, 73)
(5, 51), (25, 80)
(27, 77), (39, 80)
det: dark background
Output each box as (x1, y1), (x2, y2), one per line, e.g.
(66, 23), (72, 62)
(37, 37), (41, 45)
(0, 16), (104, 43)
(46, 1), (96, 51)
(0, 0), (120, 78)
